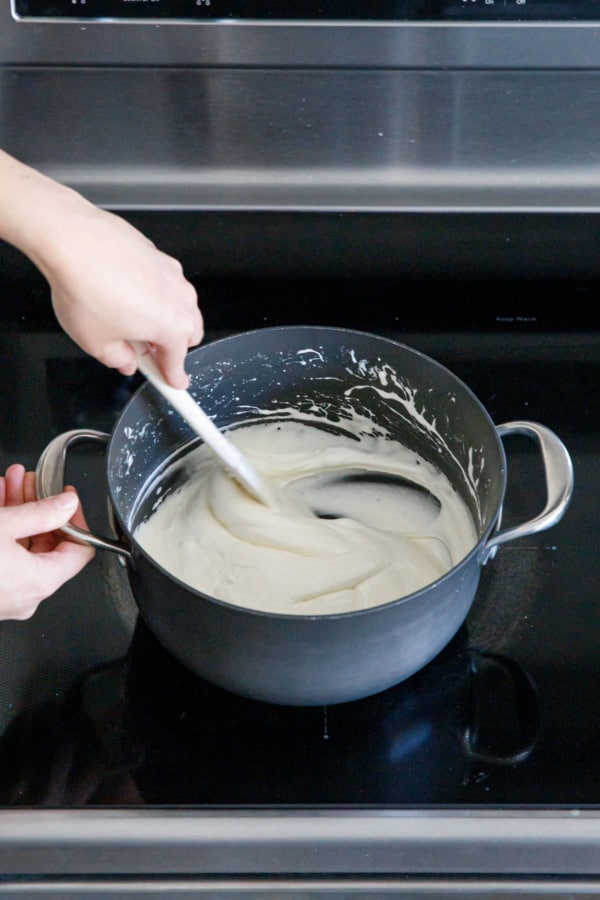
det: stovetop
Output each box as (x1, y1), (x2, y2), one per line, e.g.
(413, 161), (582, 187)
(1, 275), (599, 811)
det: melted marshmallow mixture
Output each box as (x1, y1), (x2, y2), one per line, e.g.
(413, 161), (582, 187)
(134, 421), (478, 616)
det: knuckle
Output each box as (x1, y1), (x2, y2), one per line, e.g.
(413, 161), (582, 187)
(13, 604), (38, 621)
(164, 253), (184, 275)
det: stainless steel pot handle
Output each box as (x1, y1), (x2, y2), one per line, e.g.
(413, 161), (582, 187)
(35, 429), (132, 562)
(481, 420), (574, 564)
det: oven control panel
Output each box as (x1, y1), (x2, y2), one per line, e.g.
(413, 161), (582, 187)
(11, 0), (600, 20)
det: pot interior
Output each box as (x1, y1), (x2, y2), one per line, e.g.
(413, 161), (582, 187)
(107, 327), (506, 546)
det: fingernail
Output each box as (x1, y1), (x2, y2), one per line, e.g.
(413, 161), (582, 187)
(50, 492), (78, 510)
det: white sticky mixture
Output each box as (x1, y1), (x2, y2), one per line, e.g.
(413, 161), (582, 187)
(134, 421), (478, 616)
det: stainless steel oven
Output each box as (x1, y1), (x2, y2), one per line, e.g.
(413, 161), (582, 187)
(2, 2), (600, 896)
(4, 1), (600, 279)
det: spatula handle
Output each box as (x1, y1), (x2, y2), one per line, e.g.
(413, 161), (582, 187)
(133, 343), (273, 507)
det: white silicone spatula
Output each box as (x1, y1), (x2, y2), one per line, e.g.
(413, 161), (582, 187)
(133, 343), (274, 507)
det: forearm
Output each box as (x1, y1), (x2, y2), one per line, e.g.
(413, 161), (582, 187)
(0, 148), (90, 280)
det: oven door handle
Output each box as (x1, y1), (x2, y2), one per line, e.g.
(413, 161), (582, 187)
(35, 428), (132, 562)
(481, 420), (574, 564)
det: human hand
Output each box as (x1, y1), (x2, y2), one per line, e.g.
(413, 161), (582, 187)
(43, 197), (203, 388)
(0, 464), (95, 621)
(45, 201), (203, 389)
(0, 152), (203, 388)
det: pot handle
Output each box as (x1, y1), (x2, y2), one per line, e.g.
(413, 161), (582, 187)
(481, 420), (574, 565)
(35, 429), (132, 562)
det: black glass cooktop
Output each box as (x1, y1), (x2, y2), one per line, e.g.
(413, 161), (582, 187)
(0, 274), (598, 809)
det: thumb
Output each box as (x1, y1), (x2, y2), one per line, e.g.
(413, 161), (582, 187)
(4, 492), (79, 541)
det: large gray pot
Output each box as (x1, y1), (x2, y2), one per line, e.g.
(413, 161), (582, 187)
(36, 327), (573, 706)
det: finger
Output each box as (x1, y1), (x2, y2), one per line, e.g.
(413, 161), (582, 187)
(55, 536), (95, 568)
(95, 340), (138, 376)
(64, 485), (90, 531)
(23, 470), (36, 504)
(9, 468), (35, 549)
(5, 466), (30, 548)
(0, 476), (5, 508)
(189, 304), (204, 348)
(29, 488), (89, 552)
(4, 464), (26, 506)
(1, 491), (79, 542)
(26, 472), (62, 552)
(29, 532), (59, 554)
(42, 539), (95, 590)
(176, 279), (203, 348)
(152, 341), (191, 390)
(7, 541), (95, 621)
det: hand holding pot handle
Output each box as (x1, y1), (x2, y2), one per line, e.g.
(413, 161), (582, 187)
(481, 421), (574, 564)
(35, 430), (132, 561)
(0, 464), (95, 620)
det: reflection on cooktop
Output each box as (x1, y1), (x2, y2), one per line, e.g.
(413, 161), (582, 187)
(0, 619), (539, 807)
(128, 622), (540, 805)
(46, 357), (143, 434)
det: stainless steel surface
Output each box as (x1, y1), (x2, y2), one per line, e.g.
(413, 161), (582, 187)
(3, 66), (600, 215)
(2, 63), (600, 275)
(2, 809), (600, 878)
(3, 879), (600, 898)
(5, 5), (600, 69)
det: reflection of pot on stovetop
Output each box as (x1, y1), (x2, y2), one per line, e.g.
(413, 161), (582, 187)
(0, 622), (539, 806)
(36, 327), (573, 706)
(124, 621), (539, 805)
